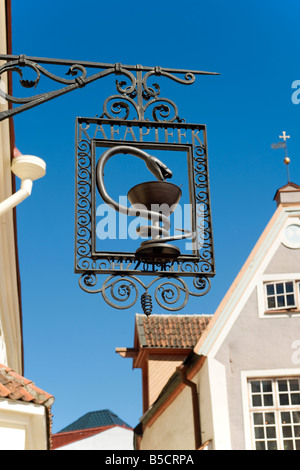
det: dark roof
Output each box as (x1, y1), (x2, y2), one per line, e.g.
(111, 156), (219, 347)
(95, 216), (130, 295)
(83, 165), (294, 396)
(136, 314), (211, 349)
(58, 409), (131, 433)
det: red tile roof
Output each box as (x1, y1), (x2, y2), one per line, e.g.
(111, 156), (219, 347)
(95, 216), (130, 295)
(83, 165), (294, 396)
(136, 314), (211, 349)
(52, 425), (131, 449)
(0, 364), (54, 407)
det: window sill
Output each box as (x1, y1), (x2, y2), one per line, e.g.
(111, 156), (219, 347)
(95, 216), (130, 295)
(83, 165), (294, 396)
(264, 308), (300, 315)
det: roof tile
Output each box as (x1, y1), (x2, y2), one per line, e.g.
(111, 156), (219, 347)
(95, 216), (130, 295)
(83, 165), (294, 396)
(136, 314), (211, 349)
(0, 364), (54, 407)
(0, 382), (10, 397)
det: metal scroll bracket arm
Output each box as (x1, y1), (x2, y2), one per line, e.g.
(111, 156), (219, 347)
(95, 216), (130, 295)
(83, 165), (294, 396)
(0, 54), (219, 122)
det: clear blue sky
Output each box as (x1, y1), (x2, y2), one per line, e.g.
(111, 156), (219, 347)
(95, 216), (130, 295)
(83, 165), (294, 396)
(9, 0), (300, 433)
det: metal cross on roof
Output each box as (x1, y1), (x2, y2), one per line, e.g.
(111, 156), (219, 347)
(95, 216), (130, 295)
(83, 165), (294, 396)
(279, 131), (290, 141)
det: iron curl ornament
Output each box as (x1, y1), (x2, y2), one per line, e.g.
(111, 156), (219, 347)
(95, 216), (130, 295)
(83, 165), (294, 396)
(79, 273), (211, 316)
(0, 53), (218, 314)
(0, 54), (218, 122)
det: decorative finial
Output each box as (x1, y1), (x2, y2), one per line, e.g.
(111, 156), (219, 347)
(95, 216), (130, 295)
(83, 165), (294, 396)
(271, 131), (291, 183)
(284, 156), (291, 183)
(279, 131), (290, 142)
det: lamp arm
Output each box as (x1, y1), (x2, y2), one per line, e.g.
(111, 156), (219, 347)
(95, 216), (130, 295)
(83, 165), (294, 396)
(0, 179), (33, 217)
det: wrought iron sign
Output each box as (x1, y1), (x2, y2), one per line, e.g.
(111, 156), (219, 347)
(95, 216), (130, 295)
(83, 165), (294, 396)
(75, 69), (217, 315)
(0, 54), (217, 314)
(76, 117), (214, 314)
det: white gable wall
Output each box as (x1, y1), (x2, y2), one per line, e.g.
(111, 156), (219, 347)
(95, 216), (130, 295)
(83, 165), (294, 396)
(195, 205), (300, 449)
(55, 426), (134, 450)
(0, 398), (48, 450)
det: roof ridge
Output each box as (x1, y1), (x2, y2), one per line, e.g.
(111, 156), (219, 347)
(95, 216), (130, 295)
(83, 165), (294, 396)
(58, 409), (131, 433)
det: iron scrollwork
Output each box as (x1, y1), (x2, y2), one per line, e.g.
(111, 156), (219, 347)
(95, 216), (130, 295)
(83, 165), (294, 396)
(75, 117), (215, 313)
(101, 66), (196, 122)
(0, 53), (217, 313)
(0, 54), (218, 122)
(79, 272), (211, 316)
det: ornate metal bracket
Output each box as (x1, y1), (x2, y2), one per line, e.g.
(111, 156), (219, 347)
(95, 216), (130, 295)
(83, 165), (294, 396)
(0, 53), (218, 314)
(0, 54), (218, 122)
(79, 273), (211, 315)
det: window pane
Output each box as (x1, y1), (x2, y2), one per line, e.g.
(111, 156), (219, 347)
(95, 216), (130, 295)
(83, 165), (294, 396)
(267, 297), (276, 309)
(276, 283), (284, 294)
(279, 393), (289, 405)
(265, 412), (275, 425)
(252, 395), (262, 407)
(283, 426), (292, 438)
(277, 295), (285, 307)
(278, 380), (288, 391)
(296, 440), (300, 450)
(291, 393), (300, 405)
(256, 441), (265, 450)
(289, 379), (300, 391)
(255, 427), (265, 439)
(251, 381), (261, 393)
(266, 427), (276, 439)
(294, 426), (300, 438)
(293, 411), (300, 424)
(263, 394), (273, 406)
(267, 441), (277, 450)
(283, 440), (293, 450)
(262, 381), (272, 393)
(286, 282), (294, 293)
(266, 284), (275, 295)
(287, 294), (295, 306)
(253, 413), (263, 425)
(281, 412), (291, 424)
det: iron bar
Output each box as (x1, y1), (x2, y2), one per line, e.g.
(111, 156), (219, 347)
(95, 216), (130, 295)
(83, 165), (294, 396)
(0, 53), (219, 75)
(0, 54), (219, 122)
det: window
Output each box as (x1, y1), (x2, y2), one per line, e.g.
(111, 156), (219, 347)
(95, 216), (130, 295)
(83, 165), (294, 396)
(265, 281), (297, 311)
(249, 378), (300, 450)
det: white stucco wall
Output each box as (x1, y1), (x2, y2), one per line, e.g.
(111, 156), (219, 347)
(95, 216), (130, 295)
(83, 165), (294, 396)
(0, 398), (48, 450)
(140, 385), (195, 450)
(55, 427), (134, 450)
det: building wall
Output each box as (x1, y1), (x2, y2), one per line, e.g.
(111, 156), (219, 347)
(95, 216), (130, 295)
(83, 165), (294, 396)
(214, 242), (300, 449)
(140, 385), (195, 450)
(0, 0), (23, 373)
(0, 398), (48, 450)
(55, 427), (134, 450)
(264, 243), (300, 274)
(138, 208), (300, 450)
(148, 354), (186, 407)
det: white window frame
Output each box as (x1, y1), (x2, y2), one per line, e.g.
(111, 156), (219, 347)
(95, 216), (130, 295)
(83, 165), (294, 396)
(264, 280), (297, 312)
(257, 274), (300, 318)
(241, 369), (300, 450)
